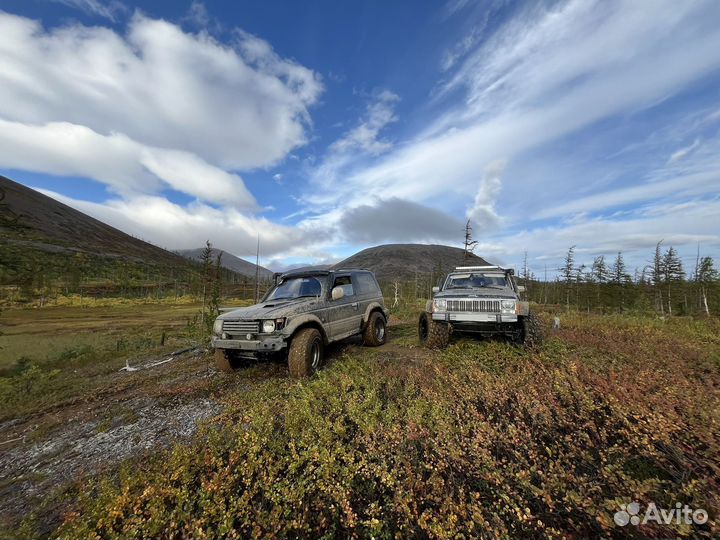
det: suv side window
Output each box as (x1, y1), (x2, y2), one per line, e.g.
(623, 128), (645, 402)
(354, 272), (380, 296)
(332, 275), (355, 297)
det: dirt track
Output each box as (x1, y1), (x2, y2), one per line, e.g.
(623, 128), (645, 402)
(0, 348), (224, 532)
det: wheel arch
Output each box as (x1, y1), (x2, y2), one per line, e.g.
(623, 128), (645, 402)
(517, 301), (530, 316)
(362, 302), (387, 326)
(286, 316), (329, 345)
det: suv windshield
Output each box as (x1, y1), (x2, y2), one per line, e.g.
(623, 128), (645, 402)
(266, 276), (323, 300)
(444, 273), (508, 289)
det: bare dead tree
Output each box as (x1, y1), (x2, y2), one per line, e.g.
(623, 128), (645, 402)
(254, 234), (260, 304)
(463, 220), (478, 261)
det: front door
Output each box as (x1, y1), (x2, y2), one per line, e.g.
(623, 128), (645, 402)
(327, 274), (361, 340)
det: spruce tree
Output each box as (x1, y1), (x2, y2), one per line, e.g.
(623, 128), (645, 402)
(661, 246), (684, 314)
(561, 246), (576, 309)
(591, 255), (608, 309)
(695, 256), (717, 316)
(610, 252), (631, 309)
(650, 241), (664, 313)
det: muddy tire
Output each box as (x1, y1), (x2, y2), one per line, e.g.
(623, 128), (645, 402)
(362, 311), (387, 347)
(521, 313), (544, 347)
(418, 312), (450, 349)
(288, 328), (323, 378)
(215, 349), (238, 373)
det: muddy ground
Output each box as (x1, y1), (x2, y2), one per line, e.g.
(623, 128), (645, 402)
(0, 347), (222, 531)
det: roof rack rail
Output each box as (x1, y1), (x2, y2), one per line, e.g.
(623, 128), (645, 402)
(455, 265), (502, 271)
(454, 265), (515, 275)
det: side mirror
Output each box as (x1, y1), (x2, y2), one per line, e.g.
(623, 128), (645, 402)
(432, 286), (440, 293)
(331, 286), (345, 301)
(517, 285), (526, 293)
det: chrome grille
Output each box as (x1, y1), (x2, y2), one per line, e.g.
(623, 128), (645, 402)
(446, 299), (501, 313)
(222, 320), (259, 334)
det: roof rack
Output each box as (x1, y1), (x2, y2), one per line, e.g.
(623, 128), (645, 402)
(455, 265), (502, 271)
(454, 265), (515, 275)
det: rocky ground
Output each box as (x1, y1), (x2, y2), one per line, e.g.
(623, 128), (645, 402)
(0, 347), (224, 535)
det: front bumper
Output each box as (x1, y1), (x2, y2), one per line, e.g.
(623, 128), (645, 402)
(211, 335), (287, 353)
(432, 312), (518, 323)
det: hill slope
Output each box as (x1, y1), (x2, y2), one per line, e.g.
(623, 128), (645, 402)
(1, 176), (190, 266)
(0, 175), (195, 291)
(177, 248), (273, 279)
(333, 244), (491, 281)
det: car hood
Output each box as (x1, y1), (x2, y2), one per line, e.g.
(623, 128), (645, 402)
(218, 297), (321, 320)
(434, 288), (518, 300)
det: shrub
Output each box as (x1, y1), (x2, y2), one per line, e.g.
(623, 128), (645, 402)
(57, 315), (720, 539)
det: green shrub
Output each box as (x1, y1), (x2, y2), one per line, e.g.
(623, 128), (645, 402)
(57, 315), (720, 539)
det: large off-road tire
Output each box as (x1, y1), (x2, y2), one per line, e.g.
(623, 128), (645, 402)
(521, 313), (544, 347)
(215, 349), (238, 373)
(418, 312), (450, 349)
(288, 328), (323, 378)
(362, 311), (387, 347)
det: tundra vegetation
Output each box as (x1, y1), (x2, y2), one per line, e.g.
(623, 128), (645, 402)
(1, 242), (719, 539)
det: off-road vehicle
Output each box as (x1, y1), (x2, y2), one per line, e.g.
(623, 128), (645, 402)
(212, 268), (388, 377)
(418, 265), (542, 348)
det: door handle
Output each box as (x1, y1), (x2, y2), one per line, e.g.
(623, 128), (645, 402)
(351, 302), (358, 308)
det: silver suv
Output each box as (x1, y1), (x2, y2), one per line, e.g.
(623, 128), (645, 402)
(418, 265), (541, 348)
(212, 268), (388, 377)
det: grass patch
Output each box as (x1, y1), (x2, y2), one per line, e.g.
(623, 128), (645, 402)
(0, 301), (213, 419)
(56, 314), (720, 539)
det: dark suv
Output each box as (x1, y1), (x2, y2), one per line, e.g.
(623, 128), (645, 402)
(212, 268), (388, 377)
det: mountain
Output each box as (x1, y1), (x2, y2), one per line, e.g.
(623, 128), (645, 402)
(0, 175), (195, 289)
(177, 248), (273, 279)
(273, 263), (334, 274)
(332, 244), (492, 281)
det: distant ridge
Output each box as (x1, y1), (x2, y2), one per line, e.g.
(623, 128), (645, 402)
(0, 175), (191, 268)
(177, 248), (273, 279)
(332, 243), (491, 281)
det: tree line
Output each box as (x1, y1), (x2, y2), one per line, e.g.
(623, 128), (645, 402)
(518, 242), (718, 315)
(0, 239), (270, 305)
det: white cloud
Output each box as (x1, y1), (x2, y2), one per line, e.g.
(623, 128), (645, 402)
(314, 0), (720, 211)
(467, 159), (504, 228)
(0, 12), (322, 170)
(329, 90), (400, 155)
(293, 0), (720, 269)
(0, 119), (256, 207)
(36, 189), (335, 259)
(476, 198), (720, 272)
(305, 90), (401, 209)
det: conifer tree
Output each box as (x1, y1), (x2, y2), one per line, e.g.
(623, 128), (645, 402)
(695, 256), (716, 316)
(561, 246), (576, 309)
(661, 246), (684, 314)
(650, 241), (664, 313)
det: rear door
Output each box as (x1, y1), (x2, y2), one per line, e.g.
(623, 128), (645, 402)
(353, 271), (381, 323)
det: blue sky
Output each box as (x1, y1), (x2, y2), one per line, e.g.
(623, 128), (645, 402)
(0, 0), (719, 275)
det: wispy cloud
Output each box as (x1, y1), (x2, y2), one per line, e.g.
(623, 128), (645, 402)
(668, 139), (701, 163)
(300, 0), (720, 262)
(329, 90), (400, 155)
(49, 0), (127, 21)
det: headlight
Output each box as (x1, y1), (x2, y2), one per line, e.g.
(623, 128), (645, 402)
(262, 320), (276, 333)
(213, 319), (223, 335)
(501, 300), (515, 309)
(433, 299), (447, 312)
